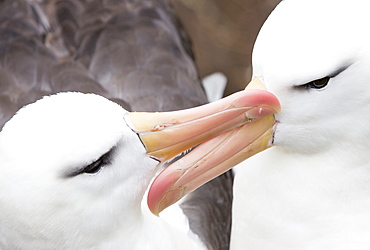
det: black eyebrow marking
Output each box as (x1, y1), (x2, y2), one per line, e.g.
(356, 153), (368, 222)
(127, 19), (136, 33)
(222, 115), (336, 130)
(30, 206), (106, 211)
(293, 64), (350, 90)
(62, 146), (116, 178)
(328, 64), (348, 78)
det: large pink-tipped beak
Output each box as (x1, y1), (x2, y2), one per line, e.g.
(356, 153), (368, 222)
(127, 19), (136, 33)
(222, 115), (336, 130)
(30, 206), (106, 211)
(145, 77), (280, 215)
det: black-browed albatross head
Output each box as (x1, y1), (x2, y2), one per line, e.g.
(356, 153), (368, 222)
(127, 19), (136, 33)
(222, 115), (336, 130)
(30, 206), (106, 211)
(147, 0), (370, 216)
(0, 90), (279, 248)
(252, 0), (370, 155)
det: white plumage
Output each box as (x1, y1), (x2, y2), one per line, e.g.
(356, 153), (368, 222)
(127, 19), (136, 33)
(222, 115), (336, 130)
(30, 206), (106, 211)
(0, 92), (204, 249)
(231, 0), (370, 249)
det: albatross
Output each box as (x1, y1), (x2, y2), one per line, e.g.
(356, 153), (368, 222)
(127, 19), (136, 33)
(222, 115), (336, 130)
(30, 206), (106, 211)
(0, 0), (240, 248)
(0, 89), (279, 249)
(147, 0), (370, 248)
(0, 0), (254, 248)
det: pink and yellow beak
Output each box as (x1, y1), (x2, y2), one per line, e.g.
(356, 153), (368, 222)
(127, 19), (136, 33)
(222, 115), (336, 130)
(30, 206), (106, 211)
(125, 77), (280, 215)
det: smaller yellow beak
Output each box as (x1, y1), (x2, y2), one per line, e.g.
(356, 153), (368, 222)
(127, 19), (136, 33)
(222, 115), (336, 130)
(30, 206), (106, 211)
(125, 78), (280, 215)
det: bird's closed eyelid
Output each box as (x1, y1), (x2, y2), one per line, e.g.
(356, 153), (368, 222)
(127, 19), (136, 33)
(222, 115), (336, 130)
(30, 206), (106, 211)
(327, 64), (349, 78)
(62, 146), (117, 178)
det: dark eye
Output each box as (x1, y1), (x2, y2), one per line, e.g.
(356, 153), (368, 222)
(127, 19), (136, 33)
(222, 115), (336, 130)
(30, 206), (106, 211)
(64, 148), (115, 178)
(82, 154), (109, 174)
(305, 77), (330, 89)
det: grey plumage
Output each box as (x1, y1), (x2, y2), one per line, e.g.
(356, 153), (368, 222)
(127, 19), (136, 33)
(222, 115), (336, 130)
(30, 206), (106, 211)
(51, 0), (207, 111)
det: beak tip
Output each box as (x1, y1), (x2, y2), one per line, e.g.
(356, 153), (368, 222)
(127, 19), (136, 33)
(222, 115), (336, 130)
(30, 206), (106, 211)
(147, 182), (170, 216)
(151, 210), (160, 217)
(148, 196), (162, 216)
(148, 196), (169, 216)
(148, 180), (187, 215)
